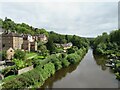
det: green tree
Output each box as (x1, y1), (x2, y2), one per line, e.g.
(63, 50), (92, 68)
(2, 17), (16, 32)
(14, 49), (26, 60)
(46, 37), (56, 54)
(38, 42), (49, 57)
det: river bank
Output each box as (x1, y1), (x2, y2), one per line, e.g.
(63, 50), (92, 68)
(1, 47), (88, 89)
(41, 49), (119, 88)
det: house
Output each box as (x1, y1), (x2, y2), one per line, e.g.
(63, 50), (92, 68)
(55, 42), (73, 53)
(34, 34), (48, 43)
(61, 42), (73, 50)
(23, 34), (34, 42)
(2, 32), (23, 50)
(6, 47), (15, 60)
(22, 34), (37, 52)
(30, 42), (37, 51)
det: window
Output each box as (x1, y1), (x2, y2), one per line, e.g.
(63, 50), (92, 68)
(3, 44), (5, 47)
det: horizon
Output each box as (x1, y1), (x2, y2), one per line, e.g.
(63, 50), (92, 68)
(0, 1), (118, 37)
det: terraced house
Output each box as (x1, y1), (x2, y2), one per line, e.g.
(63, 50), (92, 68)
(1, 31), (48, 60)
(2, 32), (23, 60)
(2, 32), (23, 50)
(22, 34), (37, 52)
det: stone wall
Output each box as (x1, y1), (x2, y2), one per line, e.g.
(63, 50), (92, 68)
(18, 65), (33, 75)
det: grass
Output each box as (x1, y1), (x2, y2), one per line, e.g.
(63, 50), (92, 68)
(2, 75), (16, 82)
(35, 56), (44, 59)
(25, 52), (38, 59)
(26, 52), (45, 60)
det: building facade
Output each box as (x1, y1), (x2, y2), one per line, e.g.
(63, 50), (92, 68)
(2, 32), (23, 50)
(22, 34), (37, 52)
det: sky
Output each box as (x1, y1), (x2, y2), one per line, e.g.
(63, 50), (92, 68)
(0, 0), (119, 37)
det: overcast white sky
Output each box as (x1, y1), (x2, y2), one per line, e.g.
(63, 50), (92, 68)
(0, 0), (119, 37)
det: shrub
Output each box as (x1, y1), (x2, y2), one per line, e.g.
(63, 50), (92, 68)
(12, 59), (26, 70)
(2, 47), (88, 88)
(67, 54), (78, 64)
(62, 59), (70, 67)
(2, 62), (55, 89)
(67, 46), (78, 54)
(14, 49), (26, 60)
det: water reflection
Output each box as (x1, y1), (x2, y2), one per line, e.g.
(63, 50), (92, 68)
(93, 54), (107, 70)
(39, 49), (118, 88)
(40, 63), (79, 89)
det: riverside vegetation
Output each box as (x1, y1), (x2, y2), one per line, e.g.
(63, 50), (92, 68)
(0, 18), (89, 89)
(1, 17), (119, 89)
(2, 48), (88, 89)
(91, 29), (120, 80)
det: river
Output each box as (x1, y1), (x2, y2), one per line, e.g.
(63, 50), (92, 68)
(41, 49), (119, 88)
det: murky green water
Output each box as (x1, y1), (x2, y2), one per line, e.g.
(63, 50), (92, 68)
(41, 49), (119, 88)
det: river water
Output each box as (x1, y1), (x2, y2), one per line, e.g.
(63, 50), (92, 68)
(41, 49), (119, 88)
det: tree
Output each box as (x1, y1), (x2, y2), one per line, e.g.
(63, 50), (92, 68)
(38, 42), (49, 57)
(46, 37), (56, 54)
(65, 35), (72, 43)
(14, 49), (26, 60)
(67, 46), (78, 54)
(2, 17), (16, 32)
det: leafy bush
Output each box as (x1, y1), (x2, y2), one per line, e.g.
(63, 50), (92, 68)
(2, 62), (55, 89)
(67, 53), (80, 64)
(62, 59), (70, 67)
(2, 47), (88, 88)
(67, 46), (78, 54)
(12, 59), (26, 70)
(14, 49), (26, 60)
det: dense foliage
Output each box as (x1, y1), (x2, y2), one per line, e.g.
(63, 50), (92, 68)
(14, 49), (26, 60)
(0, 17), (49, 36)
(2, 47), (88, 88)
(92, 29), (120, 80)
(2, 62), (55, 89)
(92, 30), (120, 57)
(48, 31), (89, 48)
(45, 31), (89, 54)
(1, 17), (89, 88)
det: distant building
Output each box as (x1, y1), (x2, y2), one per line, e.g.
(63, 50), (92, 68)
(34, 34), (48, 43)
(2, 32), (23, 50)
(22, 34), (37, 52)
(30, 42), (37, 51)
(61, 42), (73, 50)
(22, 40), (31, 51)
(23, 34), (34, 42)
